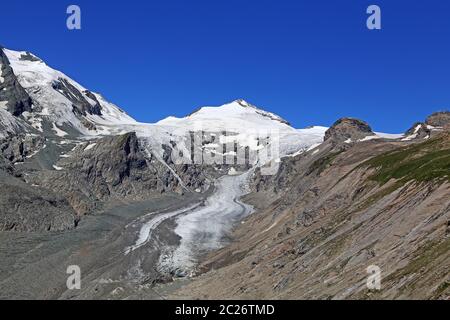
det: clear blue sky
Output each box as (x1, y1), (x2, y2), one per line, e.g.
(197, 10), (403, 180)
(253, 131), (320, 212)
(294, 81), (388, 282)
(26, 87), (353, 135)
(1, 0), (450, 132)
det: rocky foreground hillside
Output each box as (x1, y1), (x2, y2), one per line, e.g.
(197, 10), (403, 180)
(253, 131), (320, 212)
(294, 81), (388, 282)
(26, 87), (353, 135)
(171, 114), (450, 300)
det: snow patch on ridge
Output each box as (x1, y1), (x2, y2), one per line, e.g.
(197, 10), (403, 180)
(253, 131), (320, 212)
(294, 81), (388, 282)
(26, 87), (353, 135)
(84, 143), (97, 151)
(0, 63), (4, 84)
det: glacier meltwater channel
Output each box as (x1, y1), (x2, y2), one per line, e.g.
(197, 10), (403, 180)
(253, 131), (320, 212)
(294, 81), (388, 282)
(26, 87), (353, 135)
(126, 172), (254, 277)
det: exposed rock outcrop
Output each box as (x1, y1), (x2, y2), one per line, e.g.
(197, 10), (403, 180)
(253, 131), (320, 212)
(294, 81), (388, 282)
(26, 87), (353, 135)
(404, 111), (450, 141)
(404, 122), (431, 139)
(25, 132), (210, 217)
(0, 134), (45, 163)
(426, 111), (450, 128)
(51, 78), (102, 116)
(0, 48), (33, 116)
(324, 118), (373, 143)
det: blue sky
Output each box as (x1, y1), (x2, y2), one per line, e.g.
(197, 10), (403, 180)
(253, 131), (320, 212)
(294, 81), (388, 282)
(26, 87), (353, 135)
(1, 0), (450, 132)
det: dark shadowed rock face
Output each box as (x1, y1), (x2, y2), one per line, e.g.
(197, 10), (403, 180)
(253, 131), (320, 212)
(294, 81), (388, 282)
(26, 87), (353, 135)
(0, 134), (45, 163)
(60, 132), (154, 199)
(405, 122), (431, 139)
(18, 52), (41, 62)
(0, 130), (210, 223)
(324, 118), (373, 143)
(426, 111), (450, 128)
(404, 111), (450, 140)
(28, 132), (207, 217)
(51, 78), (102, 116)
(0, 48), (33, 116)
(65, 132), (209, 196)
(83, 90), (103, 115)
(77, 132), (146, 188)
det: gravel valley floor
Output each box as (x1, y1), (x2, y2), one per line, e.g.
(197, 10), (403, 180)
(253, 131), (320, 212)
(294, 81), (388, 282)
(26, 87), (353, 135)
(0, 192), (205, 300)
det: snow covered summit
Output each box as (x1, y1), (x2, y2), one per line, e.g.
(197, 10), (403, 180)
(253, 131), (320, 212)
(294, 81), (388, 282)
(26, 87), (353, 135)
(159, 99), (291, 127)
(1, 48), (136, 138)
(1, 46), (328, 164)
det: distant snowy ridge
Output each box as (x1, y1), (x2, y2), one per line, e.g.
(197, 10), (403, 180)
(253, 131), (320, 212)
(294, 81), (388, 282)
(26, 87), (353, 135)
(1, 47), (403, 170)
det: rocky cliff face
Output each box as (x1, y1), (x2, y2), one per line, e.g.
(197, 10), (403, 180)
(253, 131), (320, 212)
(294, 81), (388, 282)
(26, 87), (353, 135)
(251, 117), (375, 197)
(171, 118), (450, 300)
(403, 111), (450, 141)
(324, 118), (374, 143)
(51, 78), (102, 117)
(0, 48), (33, 117)
(426, 111), (450, 128)
(0, 131), (212, 229)
(18, 132), (209, 218)
(0, 134), (45, 163)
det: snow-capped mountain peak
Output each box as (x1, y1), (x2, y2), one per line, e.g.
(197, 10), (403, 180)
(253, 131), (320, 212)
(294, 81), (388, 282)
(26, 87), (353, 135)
(190, 99), (290, 125)
(1, 46), (327, 168)
(151, 99), (326, 161)
(1, 47), (136, 138)
(157, 99), (292, 131)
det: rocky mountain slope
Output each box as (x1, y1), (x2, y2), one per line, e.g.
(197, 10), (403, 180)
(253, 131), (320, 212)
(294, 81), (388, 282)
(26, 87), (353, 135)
(171, 115), (450, 300)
